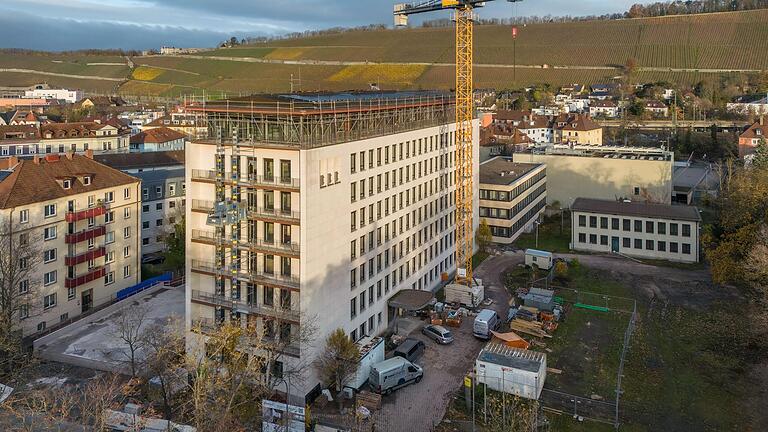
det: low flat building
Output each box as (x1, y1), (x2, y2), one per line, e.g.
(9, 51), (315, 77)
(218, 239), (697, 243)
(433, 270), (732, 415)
(24, 88), (83, 104)
(571, 198), (701, 263)
(513, 145), (673, 206)
(479, 158), (546, 244)
(0, 152), (141, 337)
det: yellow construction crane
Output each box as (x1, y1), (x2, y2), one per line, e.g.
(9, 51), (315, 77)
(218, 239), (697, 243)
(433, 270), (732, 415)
(394, 0), (518, 285)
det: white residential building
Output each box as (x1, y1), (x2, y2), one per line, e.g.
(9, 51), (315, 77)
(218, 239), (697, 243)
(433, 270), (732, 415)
(185, 92), (479, 401)
(24, 88), (84, 104)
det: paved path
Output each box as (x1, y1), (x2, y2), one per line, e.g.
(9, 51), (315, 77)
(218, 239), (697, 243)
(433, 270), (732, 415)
(375, 254), (515, 432)
(0, 68), (126, 82)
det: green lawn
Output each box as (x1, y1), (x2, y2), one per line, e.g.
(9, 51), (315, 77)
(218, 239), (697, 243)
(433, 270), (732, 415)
(514, 214), (572, 253)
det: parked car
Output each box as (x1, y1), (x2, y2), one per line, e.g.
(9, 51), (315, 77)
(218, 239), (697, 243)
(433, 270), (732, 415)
(422, 324), (455, 344)
(473, 309), (501, 340)
(369, 356), (423, 395)
(393, 338), (425, 363)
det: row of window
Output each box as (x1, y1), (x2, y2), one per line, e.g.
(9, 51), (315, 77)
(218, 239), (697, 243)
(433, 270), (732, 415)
(350, 152), (455, 204)
(577, 233), (692, 255)
(577, 215), (693, 237)
(488, 197), (547, 238)
(0, 139), (126, 156)
(350, 132), (454, 175)
(17, 187), (133, 224)
(142, 183), (184, 199)
(349, 312), (383, 343)
(142, 200), (182, 213)
(479, 169), (546, 202)
(480, 184), (546, 220)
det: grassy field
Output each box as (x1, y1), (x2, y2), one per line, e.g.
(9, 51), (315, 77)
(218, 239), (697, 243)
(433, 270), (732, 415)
(0, 10), (766, 97)
(514, 213), (571, 253)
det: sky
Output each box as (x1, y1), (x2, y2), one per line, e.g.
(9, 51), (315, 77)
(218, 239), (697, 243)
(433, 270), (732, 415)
(0, 0), (640, 51)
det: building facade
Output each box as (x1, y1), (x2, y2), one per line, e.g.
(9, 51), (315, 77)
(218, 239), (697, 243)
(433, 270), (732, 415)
(185, 92), (478, 400)
(0, 122), (131, 156)
(130, 127), (187, 152)
(479, 158), (546, 244)
(0, 152), (141, 337)
(513, 145), (673, 206)
(738, 118), (766, 159)
(571, 198), (700, 263)
(24, 88), (84, 104)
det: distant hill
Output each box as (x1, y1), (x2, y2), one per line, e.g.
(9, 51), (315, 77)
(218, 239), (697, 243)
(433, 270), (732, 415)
(1, 9), (766, 98)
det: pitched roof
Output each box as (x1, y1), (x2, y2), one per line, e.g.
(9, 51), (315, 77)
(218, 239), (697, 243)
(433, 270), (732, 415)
(0, 154), (139, 209)
(591, 100), (617, 108)
(740, 120), (767, 140)
(94, 150), (185, 170)
(0, 124), (41, 141)
(494, 110), (533, 122)
(557, 114), (601, 132)
(40, 122), (119, 139)
(130, 127), (187, 144)
(572, 198), (701, 222)
(644, 100), (667, 109)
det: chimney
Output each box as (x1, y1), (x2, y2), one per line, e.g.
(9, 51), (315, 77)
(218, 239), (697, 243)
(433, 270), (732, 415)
(33, 155), (40, 165)
(65, 150), (74, 160)
(85, 149), (94, 160)
(7, 156), (18, 167)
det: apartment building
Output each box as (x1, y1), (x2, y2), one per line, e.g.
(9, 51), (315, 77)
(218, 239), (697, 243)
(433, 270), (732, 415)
(0, 122), (130, 156)
(23, 88), (84, 104)
(513, 145), (673, 206)
(0, 152), (141, 337)
(185, 91), (478, 401)
(130, 127), (187, 153)
(571, 198), (701, 263)
(95, 151), (186, 262)
(479, 158), (546, 244)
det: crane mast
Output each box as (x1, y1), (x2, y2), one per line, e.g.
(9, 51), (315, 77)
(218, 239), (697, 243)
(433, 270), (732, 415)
(394, 0), (513, 285)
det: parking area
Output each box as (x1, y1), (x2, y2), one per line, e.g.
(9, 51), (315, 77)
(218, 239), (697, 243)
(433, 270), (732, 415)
(374, 254), (516, 432)
(34, 284), (185, 374)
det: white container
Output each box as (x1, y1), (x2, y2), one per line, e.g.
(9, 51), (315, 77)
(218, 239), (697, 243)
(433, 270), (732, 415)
(475, 344), (547, 400)
(350, 336), (385, 390)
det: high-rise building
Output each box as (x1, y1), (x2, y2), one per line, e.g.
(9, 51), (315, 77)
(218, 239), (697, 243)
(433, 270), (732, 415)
(185, 91), (479, 400)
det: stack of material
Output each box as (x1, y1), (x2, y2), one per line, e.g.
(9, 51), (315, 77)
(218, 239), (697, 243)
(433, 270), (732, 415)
(445, 310), (463, 327)
(510, 319), (551, 338)
(491, 331), (530, 350)
(522, 288), (556, 312)
(356, 391), (382, 410)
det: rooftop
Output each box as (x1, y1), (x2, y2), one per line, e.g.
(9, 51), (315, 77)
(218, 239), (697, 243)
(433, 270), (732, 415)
(480, 158), (542, 186)
(528, 144), (673, 161)
(478, 344), (545, 373)
(130, 127), (187, 144)
(94, 150), (185, 170)
(0, 153), (138, 209)
(572, 198), (701, 222)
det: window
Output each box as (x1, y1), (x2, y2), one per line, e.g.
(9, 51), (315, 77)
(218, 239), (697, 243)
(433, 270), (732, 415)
(123, 246), (130, 258)
(589, 216), (597, 228)
(612, 218), (620, 230)
(143, 205), (149, 213)
(622, 219), (631, 231)
(19, 209), (29, 224)
(156, 203), (163, 211)
(124, 227), (131, 238)
(142, 221), (150, 230)
(646, 221), (654, 234)
(124, 208), (131, 219)
(143, 188), (149, 199)
(634, 220), (642, 232)
(19, 304), (28, 320)
(600, 217), (608, 229)
(44, 204), (56, 218)
(68, 287), (76, 300)
(123, 265), (131, 279)
(350, 269), (357, 288)
(18, 279), (28, 294)
(123, 187), (130, 199)
(633, 186), (640, 196)
(44, 293), (57, 309)
(623, 237), (631, 248)
(44, 226), (57, 240)
(155, 186), (162, 196)
(350, 297), (357, 319)
(682, 224), (691, 237)
(142, 237), (150, 245)
(657, 241), (666, 252)
(589, 234), (597, 244)
(168, 184), (176, 196)
(600, 235), (608, 246)
(88, 195), (95, 208)
(634, 239), (642, 249)
(105, 231), (115, 244)
(43, 249), (56, 263)
(105, 211), (114, 224)
(658, 222), (666, 235)
(682, 243), (691, 255)
(104, 191), (114, 203)
(105, 272), (114, 285)
(156, 219), (163, 227)
(350, 153), (356, 174)
(670, 223), (678, 236)
(44, 270), (57, 286)
(62, 179), (71, 189)
(359, 292), (366, 311)
(37, 321), (46, 332)
(578, 215), (586, 227)
(646, 240), (654, 250)
(106, 251), (115, 264)
(670, 242), (679, 253)
(169, 201), (176, 209)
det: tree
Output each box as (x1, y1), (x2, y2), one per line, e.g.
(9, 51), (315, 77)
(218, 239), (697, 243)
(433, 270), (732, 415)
(314, 328), (360, 410)
(161, 215), (185, 273)
(143, 319), (185, 421)
(752, 136), (768, 169)
(476, 219), (493, 253)
(111, 302), (150, 378)
(0, 221), (41, 376)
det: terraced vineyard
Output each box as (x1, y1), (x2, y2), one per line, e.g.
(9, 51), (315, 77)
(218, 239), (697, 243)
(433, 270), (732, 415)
(0, 10), (766, 98)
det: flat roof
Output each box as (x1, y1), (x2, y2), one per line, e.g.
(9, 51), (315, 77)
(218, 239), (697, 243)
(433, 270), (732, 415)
(477, 344), (545, 373)
(480, 158), (542, 186)
(388, 289), (434, 311)
(572, 198), (701, 222)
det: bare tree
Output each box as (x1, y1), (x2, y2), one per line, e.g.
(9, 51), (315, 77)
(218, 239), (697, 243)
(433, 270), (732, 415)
(143, 318), (185, 421)
(0, 220), (41, 377)
(111, 303), (150, 378)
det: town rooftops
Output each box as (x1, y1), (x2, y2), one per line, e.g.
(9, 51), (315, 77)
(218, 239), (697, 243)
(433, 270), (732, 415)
(0, 152), (138, 209)
(556, 114), (601, 131)
(0, 124), (41, 141)
(480, 158), (542, 186)
(40, 122), (121, 139)
(731, 94), (768, 105)
(591, 100), (617, 108)
(130, 127), (187, 144)
(571, 198), (701, 222)
(644, 100), (668, 109)
(94, 150), (185, 170)
(478, 343), (545, 373)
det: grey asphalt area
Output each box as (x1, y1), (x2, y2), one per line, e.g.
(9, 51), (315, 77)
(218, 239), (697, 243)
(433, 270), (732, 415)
(375, 254), (517, 432)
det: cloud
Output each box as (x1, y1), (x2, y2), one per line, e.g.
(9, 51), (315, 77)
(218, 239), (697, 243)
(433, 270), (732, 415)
(0, 0), (641, 51)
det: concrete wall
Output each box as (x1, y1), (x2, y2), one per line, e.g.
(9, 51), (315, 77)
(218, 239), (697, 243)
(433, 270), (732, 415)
(512, 153), (672, 207)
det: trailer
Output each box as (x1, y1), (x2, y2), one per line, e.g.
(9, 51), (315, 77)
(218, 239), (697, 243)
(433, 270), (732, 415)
(349, 336), (385, 391)
(475, 343), (547, 400)
(444, 278), (484, 308)
(525, 249), (553, 270)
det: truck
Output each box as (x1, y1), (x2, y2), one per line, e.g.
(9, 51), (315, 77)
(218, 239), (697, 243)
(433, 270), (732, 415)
(369, 357), (423, 395)
(349, 336), (385, 391)
(444, 278), (484, 308)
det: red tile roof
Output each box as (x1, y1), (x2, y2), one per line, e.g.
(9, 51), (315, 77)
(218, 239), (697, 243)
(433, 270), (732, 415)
(0, 154), (138, 209)
(0, 124), (41, 141)
(740, 120), (767, 140)
(130, 127), (187, 144)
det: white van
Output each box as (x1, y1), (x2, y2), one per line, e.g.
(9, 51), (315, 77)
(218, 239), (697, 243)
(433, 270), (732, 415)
(369, 357), (423, 395)
(473, 309), (501, 340)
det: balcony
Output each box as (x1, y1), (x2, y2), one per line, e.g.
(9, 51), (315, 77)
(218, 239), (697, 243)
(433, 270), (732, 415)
(65, 267), (106, 289)
(191, 230), (300, 257)
(192, 169), (300, 190)
(65, 247), (105, 266)
(191, 260), (300, 290)
(247, 206), (301, 224)
(66, 206), (106, 223)
(191, 200), (214, 213)
(191, 290), (300, 322)
(65, 226), (106, 244)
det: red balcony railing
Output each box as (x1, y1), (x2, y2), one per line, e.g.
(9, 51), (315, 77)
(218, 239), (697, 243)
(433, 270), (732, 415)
(65, 247), (106, 266)
(65, 206), (106, 223)
(65, 267), (106, 289)
(65, 226), (106, 244)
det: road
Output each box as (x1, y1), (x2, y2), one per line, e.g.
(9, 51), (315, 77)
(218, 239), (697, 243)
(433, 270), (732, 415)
(374, 254), (516, 432)
(0, 68), (125, 82)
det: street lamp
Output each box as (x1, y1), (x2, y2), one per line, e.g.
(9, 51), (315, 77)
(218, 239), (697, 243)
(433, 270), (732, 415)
(534, 220), (542, 248)
(570, 398), (582, 418)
